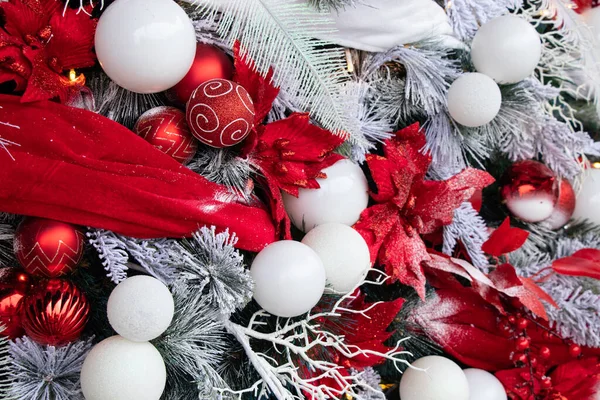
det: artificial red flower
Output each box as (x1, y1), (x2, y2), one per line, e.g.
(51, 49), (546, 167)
(482, 218), (530, 257)
(0, 0), (97, 102)
(552, 248), (600, 280)
(354, 124), (494, 298)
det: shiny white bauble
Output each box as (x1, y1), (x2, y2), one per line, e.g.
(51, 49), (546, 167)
(95, 0), (196, 93)
(282, 159), (369, 232)
(399, 356), (469, 400)
(250, 241), (326, 317)
(107, 275), (174, 342)
(573, 168), (600, 225)
(301, 223), (370, 294)
(80, 335), (167, 400)
(464, 368), (507, 400)
(471, 15), (542, 84)
(447, 73), (501, 127)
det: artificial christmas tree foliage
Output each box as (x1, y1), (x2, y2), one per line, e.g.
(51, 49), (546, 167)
(1, 0), (600, 399)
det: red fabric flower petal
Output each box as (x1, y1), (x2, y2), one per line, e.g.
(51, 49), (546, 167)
(552, 248), (600, 280)
(482, 218), (530, 257)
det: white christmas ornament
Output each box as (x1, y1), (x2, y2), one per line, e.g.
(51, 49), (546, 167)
(80, 335), (167, 400)
(447, 73), (502, 127)
(95, 0), (196, 93)
(573, 168), (600, 225)
(471, 15), (542, 84)
(282, 159), (369, 232)
(301, 223), (370, 294)
(399, 356), (470, 400)
(250, 240), (326, 317)
(107, 275), (174, 342)
(464, 368), (507, 400)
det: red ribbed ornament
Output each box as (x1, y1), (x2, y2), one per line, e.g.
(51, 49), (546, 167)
(14, 217), (84, 278)
(0, 290), (25, 338)
(22, 279), (89, 346)
(134, 106), (198, 164)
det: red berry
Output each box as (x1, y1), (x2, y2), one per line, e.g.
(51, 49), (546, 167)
(569, 344), (582, 358)
(517, 318), (529, 330)
(539, 346), (551, 359)
(514, 352), (528, 365)
(541, 377), (552, 389)
(543, 331), (553, 340)
(508, 315), (517, 324)
(530, 356), (538, 367)
(516, 337), (531, 351)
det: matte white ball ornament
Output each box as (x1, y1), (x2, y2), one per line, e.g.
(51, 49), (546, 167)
(250, 241), (326, 317)
(80, 335), (167, 400)
(471, 15), (542, 84)
(399, 356), (470, 400)
(282, 159), (369, 232)
(447, 73), (502, 127)
(572, 168), (600, 225)
(463, 368), (507, 400)
(95, 0), (196, 93)
(301, 223), (370, 294)
(107, 275), (174, 342)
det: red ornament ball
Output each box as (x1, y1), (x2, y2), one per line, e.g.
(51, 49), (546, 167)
(543, 179), (576, 230)
(186, 79), (255, 148)
(134, 106), (198, 164)
(22, 279), (89, 346)
(501, 160), (559, 223)
(0, 290), (25, 338)
(14, 218), (84, 278)
(569, 343), (582, 358)
(167, 43), (234, 105)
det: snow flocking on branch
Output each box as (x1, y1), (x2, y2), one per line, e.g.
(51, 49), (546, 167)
(443, 202), (491, 271)
(443, 0), (521, 41)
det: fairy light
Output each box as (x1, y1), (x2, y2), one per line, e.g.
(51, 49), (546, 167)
(69, 69), (77, 82)
(345, 48), (354, 73)
(445, 0), (453, 10)
(540, 9), (552, 17)
(592, 162), (600, 169)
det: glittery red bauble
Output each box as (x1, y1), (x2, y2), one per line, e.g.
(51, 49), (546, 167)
(21, 279), (89, 346)
(543, 179), (576, 230)
(134, 106), (198, 164)
(14, 217), (85, 278)
(500, 160), (559, 223)
(0, 290), (24, 338)
(186, 79), (255, 148)
(167, 43), (234, 105)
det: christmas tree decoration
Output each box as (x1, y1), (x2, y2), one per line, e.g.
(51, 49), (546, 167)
(447, 73), (502, 127)
(399, 356), (470, 400)
(573, 168), (600, 225)
(471, 15), (542, 84)
(94, 0), (196, 93)
(14, 217), (85, 278)
(167, 43), (234, 105)
(463, 368), (507, 400)
(107, 275), (174, 342)
(301, 222), (371, 294)
(80, 335), (167, 400)
(21, 279), (89, 346)
(282, 159), (369, 232)
(543, 179), (576, 230)
(186, 79), (255, 148)
(133, 106), (198, 164)
(500, 160), (559, 223)
(250, 240), (326, 317)
(0, 290), (24, 338)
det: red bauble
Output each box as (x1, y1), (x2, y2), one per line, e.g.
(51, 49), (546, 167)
(14, 217), (84, 278)
(134, 106), (198, 164)
(186, 79), (255, 148)
(500, 160), (559, 223)
(0, 290), (24, 338)
(543, 179), (576, 230)
(168, 43), (234, 105)
(21, 279), (89, 346)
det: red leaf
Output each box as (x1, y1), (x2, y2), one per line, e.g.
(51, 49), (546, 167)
(552, 248), (600, 280)
(482, 218), (529, 257)
(550, 357), (600, 399)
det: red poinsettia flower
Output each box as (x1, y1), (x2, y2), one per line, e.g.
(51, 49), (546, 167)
(0, 0), (97, 102)
(353, 124), (494, 298)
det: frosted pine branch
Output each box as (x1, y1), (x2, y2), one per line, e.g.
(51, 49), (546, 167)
(443, 202), (490, 271)
(308, 0), (360, 12)
(0, 329), (11, 399)
(444, 0), (520, 41)
(88, 230), (129, 283)
(0, 224), (14, 268)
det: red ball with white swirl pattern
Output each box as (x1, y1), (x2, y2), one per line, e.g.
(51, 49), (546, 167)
(186, 79), (255, 148)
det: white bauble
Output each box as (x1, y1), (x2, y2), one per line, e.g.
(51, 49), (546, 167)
(573, 168), (600, 225)
(301, 223), (370, 294)
(80, 336), (166, 400)
(447, 73), (502, 127)
(282, 159), (369, 232)
(399, 356), (470, 400)
(107, 276), (174, 342)
(250, 241), (326, 317)
(95, 0), (196, 93)
(471, 15), (542, 84)
(464, 368), (507, 400)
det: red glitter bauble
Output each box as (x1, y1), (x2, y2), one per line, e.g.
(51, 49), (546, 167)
(167, 43), (234, 105)
(186, 79), (255, 148)
(0, 290), (25, 338)
(500, 160), (559, 223)
(21, 279), (89, 346)
(14, 218), (84, 278)
(543, 179), (576, 230)
(134, 106), (198, 164)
